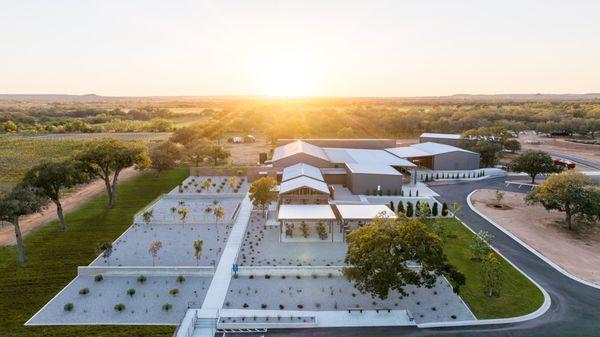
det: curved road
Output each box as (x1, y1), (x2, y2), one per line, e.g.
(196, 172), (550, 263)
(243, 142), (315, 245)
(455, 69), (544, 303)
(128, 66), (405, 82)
(253, 177), (600, 337)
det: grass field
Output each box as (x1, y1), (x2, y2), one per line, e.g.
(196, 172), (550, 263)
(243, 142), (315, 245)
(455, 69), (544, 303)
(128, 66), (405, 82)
(0, 167), (188, 337)
(427, 218), (544, 319)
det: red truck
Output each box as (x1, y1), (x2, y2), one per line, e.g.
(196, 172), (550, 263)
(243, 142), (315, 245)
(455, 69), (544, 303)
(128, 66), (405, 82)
(554, 159), (576, 170)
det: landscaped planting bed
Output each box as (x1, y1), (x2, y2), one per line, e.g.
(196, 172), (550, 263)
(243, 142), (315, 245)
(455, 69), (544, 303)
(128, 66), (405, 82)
(137, 197), (241, 225)
(27, 275), (210, 325)
(91, 223), (231, 267)
(238, 213), (347, 266)
(168, 176), (249, 195)
(223, 275), (473, 323)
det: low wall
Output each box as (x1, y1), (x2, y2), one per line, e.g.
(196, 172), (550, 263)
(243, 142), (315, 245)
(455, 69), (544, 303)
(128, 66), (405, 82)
(78, 266), (215, 277)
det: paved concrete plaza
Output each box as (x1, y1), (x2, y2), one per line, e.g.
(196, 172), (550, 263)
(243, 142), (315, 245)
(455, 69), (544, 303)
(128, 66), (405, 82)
(224, 276), (473, 323)
(92, 223), (231, 267)
(27, 275), (211, 325)
(238, 213), (347, 266)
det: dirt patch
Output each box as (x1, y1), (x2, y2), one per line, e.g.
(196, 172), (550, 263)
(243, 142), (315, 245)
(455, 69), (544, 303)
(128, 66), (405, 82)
(221, 134), (270, 166)
(0, 167), (142, 246)
(485, 203), (512, 210)
(471, 189), (600, 285)
(519, 132), (600, 169)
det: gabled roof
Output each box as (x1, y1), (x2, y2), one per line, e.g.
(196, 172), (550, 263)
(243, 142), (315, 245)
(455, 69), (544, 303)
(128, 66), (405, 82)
(278, 204), (336, 220)
(345, 163), (402, 175)
(282, 163), (324, 182)
(420, 133), (462, 140)
(279, 176), (330, 195)
(271, 140), (329, 163)
(335, 204), (397, 220)
(411, 142), (477, 155)
(385, 146), (431, 158)
(322, 148), (415, 167)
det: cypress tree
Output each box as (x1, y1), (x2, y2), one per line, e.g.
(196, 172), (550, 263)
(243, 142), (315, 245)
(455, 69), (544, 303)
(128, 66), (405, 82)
(397, 201), (405, 215)
(432, 202), (439, 216)
(441, 202), (449, 216)
(406, 202), (414, 217)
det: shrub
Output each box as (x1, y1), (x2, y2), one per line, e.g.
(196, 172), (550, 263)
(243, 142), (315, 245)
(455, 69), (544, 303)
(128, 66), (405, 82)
(94, 274), (103, 282)
(64, 303), (74, 312)
(162, 303), (173, 311)
(137, 275), (147, 284)
(451, 314), (457, 319)
(170, 288), (179, 297)
(406, 202), (414, 217)
(225, 301), (230, 307)
(114, 303), (126, 312)
(265, 274), (271, 279)
(279, 304), (285, 309)
(297, 304), (304, 309)
(249, 275), (254, 279)
(177, 275), (186, 283)
(261, 304), (267, 309)
(79, 288), (89, 295)
(127, 288), (136, 297)
(243, 303), (249, 308)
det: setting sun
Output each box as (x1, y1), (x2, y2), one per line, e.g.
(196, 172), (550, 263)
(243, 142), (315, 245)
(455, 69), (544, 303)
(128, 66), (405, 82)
(257, 54), (317, 97)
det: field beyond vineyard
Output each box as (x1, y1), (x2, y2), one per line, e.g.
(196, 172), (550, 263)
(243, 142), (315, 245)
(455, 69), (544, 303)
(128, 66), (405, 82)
(0, 133), (169, 194)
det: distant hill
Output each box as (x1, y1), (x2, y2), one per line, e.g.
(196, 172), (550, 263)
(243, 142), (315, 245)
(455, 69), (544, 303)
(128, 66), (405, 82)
(1, 93), (599, 104)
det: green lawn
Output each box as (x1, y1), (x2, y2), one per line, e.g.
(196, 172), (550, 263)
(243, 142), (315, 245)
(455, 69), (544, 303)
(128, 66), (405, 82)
(426, 217), (544, 319)
(0, 167), (188, 337)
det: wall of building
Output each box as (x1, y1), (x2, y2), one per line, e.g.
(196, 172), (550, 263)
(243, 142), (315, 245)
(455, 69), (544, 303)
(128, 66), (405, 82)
(347, 173), (404, 195)
(432, 151), (480, 170)
(323, 173), (347, 185)
(276, 139), (396, 150)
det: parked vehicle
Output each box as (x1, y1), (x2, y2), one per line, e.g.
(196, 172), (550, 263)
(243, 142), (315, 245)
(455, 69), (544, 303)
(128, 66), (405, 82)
(554, 159), (576, 170)
(244, 135), (256, 143)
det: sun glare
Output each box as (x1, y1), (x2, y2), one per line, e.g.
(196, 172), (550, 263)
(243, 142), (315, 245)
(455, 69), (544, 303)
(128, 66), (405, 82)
(258, 55), (316, 97)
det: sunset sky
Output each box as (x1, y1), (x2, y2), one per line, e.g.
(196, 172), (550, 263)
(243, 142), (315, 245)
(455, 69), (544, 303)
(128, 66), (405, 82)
(1, 0), (599, 97)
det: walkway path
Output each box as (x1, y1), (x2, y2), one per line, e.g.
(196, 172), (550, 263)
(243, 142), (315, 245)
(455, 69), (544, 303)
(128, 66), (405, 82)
(200, 193), (253, 312)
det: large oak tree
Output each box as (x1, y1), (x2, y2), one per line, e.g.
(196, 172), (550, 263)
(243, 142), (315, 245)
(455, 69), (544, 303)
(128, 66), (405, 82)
(74, 138), (151, 208)
(0, 185), (47, 265)
(248, 177), (278, 217)
(510, 150), (558, 184)
(344, 217), (465, 299)
(526, 171), (599, 230)
(22, 160), (91, 230)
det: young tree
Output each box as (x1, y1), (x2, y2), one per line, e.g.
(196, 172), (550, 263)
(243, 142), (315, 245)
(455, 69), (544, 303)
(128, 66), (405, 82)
(344, 217), (465, 299)
(149, 240), (163, 266)
(193, 239), (203, 266)
(249, 177), (278, 217)
(510, 150), (558, 184)
(494, 190), (505, 206)
(177, 208), (189, 225)
(469, 230), (493, 262)
(74, 138), (151, 208)
(22, 160), (90, 230)
(149, 141), (182, 175)
(0, 185), (47, 265)
(482, 253), (503, 297)
(97, 242), (113, 266)
(431, 202), (439, 216)
(205, 144), (231, 166)
(213, 206), (225, 223)
(526, 171), (599, 230)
